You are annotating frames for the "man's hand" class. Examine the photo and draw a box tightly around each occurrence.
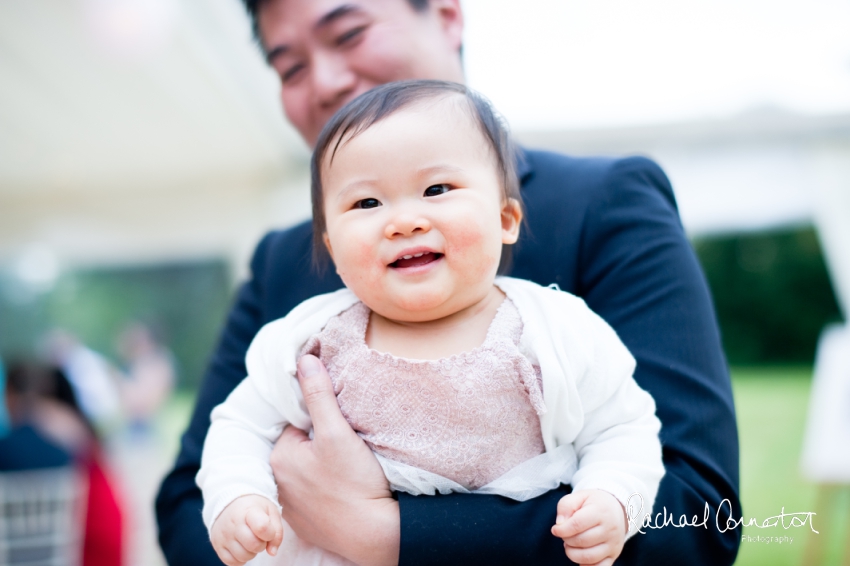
[271,355,400,566]
[551,489,627,566]
[210,495,283,566]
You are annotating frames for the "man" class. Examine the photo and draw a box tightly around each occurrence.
[156,1,742,564]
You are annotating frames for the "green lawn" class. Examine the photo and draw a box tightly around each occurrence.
[154,389,198,462]
[732,367,848,566]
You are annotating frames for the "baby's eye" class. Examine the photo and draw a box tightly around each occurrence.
[424,184,451,197]
[354,198,381,209]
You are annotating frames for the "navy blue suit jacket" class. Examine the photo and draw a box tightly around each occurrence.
[156,149,741,565]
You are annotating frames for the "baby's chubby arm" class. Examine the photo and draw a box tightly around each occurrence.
[197,310,325,542]
[196,319,304,563]
[211,494,283,566]
[541,295,664,553]
[567,374,664,527]
[556,374,663,566]
[544,301,664,564]
[196,375,287,534]
[553,378,649,565]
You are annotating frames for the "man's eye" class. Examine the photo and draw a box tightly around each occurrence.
[424,184,451,197]
[281,63,305,83]
[336,26,365,46]
[355,198,381,209]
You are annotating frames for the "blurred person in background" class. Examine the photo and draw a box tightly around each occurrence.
[156,1,740,565]
[2,361,85,474]
[44,329,122,432]
[1,358,81,565]
[3,362,126,566]
[0,358,8,437]
[117,322,176,437]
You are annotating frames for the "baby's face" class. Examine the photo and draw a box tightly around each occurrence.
[321,97,520,322]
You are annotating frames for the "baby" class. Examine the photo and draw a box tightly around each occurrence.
[197,80,664,566]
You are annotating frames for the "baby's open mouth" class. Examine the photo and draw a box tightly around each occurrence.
[389,252,443,269]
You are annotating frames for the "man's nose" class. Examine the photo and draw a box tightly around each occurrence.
[385,213,432,239]
[312,53,357,110]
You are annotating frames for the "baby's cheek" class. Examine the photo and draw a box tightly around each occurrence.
[448,224,501,277]
[338,242,381,285]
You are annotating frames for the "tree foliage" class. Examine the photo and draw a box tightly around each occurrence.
[693,226,843,365]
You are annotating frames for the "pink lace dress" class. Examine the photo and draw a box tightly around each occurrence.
[300,298,547,489]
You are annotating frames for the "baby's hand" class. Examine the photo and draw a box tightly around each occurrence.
[210,494,284,566]
[550,489,626,566]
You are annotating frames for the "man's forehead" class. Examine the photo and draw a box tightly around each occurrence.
[309,2,366,31]
[258,0,404,35]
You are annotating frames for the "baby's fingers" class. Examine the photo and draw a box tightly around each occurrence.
[552,506,598,539]
[560,524,609,549]
[245,505,284,556]
[563,541,615,566]
[233,522,267,557]
[220,540,256,566]
[267,514,284,556]
[218,547,241,566]
[556,492,587,522]
[245,506,274,541]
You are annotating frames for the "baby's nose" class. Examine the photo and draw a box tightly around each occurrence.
[385,214,431,238]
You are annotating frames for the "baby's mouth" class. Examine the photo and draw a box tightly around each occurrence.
[389,252,443,269]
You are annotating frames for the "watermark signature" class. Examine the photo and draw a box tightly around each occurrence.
[742,535,795,545]
[626,494,819,536]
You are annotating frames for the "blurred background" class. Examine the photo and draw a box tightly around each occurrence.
[1,0,848,564]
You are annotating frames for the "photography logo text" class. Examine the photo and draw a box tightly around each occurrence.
[626,494,818,537]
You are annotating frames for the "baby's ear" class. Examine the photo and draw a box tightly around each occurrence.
[501,198,522,245]
[322,233,335,262]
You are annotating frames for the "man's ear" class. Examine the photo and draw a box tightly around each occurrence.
[322,233,335,262]
[429,0,464,52]
[501,198,522,245]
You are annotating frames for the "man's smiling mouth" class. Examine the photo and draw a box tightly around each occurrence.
[389,252,444,269]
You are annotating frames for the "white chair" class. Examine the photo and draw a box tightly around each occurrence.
[0,467,85,566]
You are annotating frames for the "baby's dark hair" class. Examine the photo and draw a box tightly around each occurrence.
[310,79,522,271]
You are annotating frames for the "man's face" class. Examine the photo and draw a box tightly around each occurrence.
[257,0,465,145]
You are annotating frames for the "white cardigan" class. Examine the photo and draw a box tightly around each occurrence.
[197,276,664,538]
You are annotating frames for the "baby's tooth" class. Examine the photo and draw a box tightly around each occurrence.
[402,255,413,259]
[414,253,424,258]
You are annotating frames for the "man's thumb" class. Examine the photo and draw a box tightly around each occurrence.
[297,355,348,435]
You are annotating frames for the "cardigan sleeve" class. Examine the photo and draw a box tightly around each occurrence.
[543,284,665,536]
[499,276,665,535]
[195,288,360,531]
[569,376,664,538]
[196,374,287,530]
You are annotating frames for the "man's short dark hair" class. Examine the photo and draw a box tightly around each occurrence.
[241,0,430,44]
[310,79,522,272]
